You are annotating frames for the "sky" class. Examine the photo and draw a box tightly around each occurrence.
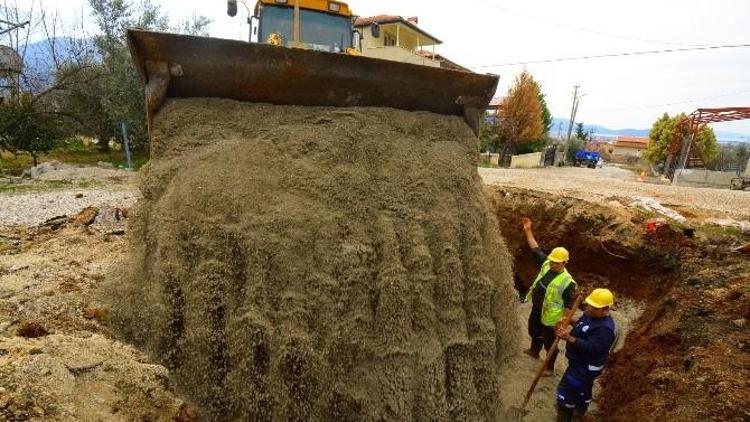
[33,0,750,137]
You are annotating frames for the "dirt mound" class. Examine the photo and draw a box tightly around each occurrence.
[0,334,188,421]
[110,98,519,420]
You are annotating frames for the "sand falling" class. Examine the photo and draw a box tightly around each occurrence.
[109,98,520,421]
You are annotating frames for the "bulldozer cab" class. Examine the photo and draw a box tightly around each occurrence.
[254,0,355,53]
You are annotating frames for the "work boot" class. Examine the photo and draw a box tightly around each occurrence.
[556,407,573,422]
[571,411,587,422]
[522,348,539,359]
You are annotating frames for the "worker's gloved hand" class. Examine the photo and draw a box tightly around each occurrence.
[521,217,532,232]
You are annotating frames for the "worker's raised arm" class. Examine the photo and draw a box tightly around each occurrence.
[522,217,540,250]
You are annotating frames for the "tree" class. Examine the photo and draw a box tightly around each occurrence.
[0,95,63,166]
[644,113,719,166]
[574,123,588,142]
[0,1,94,167]
[494,70,544,159]
[736,142,749,172]
[478,118,497,153]
[60,0,211,152]
[534,81,553,136]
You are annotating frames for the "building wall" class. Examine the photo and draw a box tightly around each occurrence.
[674,169,736,189]
[510,152,543,169]
[611,146,643,157]
[360,46,440,66]
[359,23,440,67]
[361,26,385,50]
[479,153,500,166]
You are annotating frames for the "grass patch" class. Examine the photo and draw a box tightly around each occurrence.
[1,141,149,176]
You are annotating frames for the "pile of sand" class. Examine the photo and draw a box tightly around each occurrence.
[110,98,518,420]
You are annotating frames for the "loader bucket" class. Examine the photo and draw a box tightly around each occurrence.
[126,29,498,136]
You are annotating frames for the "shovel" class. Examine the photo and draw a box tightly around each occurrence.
[506,293,585,421]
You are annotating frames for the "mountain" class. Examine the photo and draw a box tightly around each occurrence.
[12,37,97,88]
[551,118,750,142]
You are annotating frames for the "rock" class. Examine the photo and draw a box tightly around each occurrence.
[39,215,69,230]
[73,207,98,226]
[74,193,84,199]
[97,161,115,169]
[732,318,747,328]
[22,161,62,179]
[733,242,750,255]
[93,206,126,226]
[17,321,49,338]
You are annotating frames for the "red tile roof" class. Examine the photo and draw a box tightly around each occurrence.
[354,15,400,26]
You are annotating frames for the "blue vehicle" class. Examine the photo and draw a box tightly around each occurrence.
[575,150,601,168]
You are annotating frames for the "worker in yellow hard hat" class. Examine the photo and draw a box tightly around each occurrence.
[554,288,617,422]
[521,217,578,376]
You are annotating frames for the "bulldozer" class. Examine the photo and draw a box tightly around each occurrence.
[126,0,499,137]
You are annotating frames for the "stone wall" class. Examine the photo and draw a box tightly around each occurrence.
[479,153,499,166]
[510,152,543,169]
[673,169,736,189]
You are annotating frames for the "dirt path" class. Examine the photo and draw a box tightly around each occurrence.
[479,167,750,220]
[498,299,644,420]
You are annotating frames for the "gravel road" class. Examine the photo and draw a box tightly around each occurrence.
[480,166,750,219]
[0,189,138,226]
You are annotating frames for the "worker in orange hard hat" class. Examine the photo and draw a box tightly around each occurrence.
[554,288,617,422]
[521,217,578,376]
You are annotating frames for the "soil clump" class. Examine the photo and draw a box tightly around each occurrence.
[110,99,520,420]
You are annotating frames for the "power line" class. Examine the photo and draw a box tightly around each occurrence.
[590,88,750,112]
[467,0,704,48]
[472,43,750,68]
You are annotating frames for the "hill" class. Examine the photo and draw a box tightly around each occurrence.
[551,117,750,142]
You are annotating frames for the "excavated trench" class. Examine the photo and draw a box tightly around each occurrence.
[485,186,750,422]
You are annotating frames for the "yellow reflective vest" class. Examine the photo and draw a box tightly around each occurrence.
[525,260,576,327]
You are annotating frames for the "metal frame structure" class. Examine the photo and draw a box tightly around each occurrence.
[666,107,750,182]
[0,18,29,37]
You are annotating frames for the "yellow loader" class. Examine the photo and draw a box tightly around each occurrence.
[127,0,498,135]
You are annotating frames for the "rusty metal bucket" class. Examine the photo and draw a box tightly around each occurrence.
[126,29,498,136]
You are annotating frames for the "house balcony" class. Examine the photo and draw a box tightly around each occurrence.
[362,45,441,67]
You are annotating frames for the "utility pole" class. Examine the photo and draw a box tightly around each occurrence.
[293,0,301,47]
[561,85,580,165]
[565,85,580,143]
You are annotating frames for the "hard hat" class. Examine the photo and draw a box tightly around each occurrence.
[586,288,615,308]
[548,247,570,263]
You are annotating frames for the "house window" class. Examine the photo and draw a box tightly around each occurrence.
[384,32,397,46]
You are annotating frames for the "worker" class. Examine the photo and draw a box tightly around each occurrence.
[521,217,577,376]
[554,288,617,422]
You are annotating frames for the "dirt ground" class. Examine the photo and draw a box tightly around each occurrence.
[1,164,748,421]
[479,166,750,220]
[0,220,193,421]
[484,181,750,422]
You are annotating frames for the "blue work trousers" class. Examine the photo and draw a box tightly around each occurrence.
[556,364,599,415]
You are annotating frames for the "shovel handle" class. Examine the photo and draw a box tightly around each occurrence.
[519,292,585,411]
